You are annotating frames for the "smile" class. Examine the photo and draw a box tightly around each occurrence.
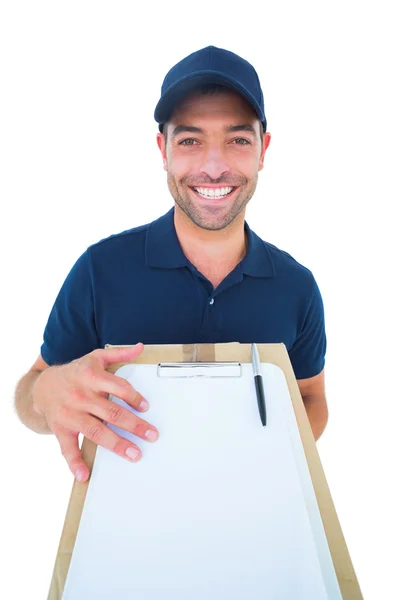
[190,186,237,200]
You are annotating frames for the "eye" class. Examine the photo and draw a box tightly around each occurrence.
[233,138,251,145]
[179,138,198,146]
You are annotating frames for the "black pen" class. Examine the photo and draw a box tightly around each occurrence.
[251,343,267,426]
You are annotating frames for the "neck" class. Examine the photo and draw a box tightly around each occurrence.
[173,204,248,268]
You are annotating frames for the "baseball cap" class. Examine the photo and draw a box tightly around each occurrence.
[154,45,267,133]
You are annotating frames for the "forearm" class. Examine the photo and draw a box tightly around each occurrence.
[303,397,328,441]
[14,370,52,434]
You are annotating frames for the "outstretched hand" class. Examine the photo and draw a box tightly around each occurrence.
[32,344,158,482]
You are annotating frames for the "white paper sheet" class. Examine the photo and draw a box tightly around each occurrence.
[62,363,342,599]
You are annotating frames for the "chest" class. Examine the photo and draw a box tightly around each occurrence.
[205,273,229,290]
[94,261,299,349]
[190,262,239,290]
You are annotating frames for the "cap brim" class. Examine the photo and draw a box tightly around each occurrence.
[154,71,265,131]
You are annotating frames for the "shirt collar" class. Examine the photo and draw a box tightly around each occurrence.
[145,207,275,278]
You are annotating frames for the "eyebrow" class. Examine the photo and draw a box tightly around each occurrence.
[170,123,257,139]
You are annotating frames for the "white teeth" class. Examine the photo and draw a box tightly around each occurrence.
[193,186,234,198]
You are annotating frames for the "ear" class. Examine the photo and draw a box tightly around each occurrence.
[258,132,271,172]
[156,132,168,171]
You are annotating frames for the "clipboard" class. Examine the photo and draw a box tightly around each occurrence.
[47,342,363,599]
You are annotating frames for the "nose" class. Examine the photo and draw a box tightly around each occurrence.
[199,145,231,181]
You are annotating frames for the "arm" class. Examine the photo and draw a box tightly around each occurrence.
[14,355,52,434]
[15,250,99,434]
[14,345,159,482]
[297,368,328,441]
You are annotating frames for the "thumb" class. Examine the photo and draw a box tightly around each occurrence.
[95,343,144,368]
[58,430,90,483]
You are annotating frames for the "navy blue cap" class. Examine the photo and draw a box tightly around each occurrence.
[154,45,267,133]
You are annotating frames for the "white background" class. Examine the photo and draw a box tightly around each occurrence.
[1,1,399,599]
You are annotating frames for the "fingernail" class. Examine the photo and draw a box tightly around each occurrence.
[145,429,158,442]
[125,447,141,461]
[76,468,85,482]
[140,399,149,411]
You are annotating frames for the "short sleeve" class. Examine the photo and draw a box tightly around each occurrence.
[288,276,327,379]
[40,250,100,365]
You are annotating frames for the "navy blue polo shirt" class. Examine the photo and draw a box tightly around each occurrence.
[41,207,326,379]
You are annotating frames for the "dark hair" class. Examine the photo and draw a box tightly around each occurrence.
[161,83,264,144]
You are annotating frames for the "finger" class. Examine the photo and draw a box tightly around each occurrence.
[95,371,149,411]
[76,414,146,462]
[92,344,144,369]
[57,429,90,482]
[84,394,158,442]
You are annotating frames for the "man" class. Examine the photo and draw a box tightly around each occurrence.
[15,46,328,484]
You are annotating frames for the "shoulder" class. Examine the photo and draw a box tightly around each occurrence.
[262,238,317,289]
[83,217,158,272]
[258,240,325,319]
[88,221,151,255]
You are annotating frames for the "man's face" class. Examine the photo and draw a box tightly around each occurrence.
[157,90,271,231]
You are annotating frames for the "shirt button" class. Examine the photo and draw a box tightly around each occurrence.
[209,298,214,305]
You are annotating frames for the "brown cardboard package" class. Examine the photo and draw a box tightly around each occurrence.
[47,342,362,600]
